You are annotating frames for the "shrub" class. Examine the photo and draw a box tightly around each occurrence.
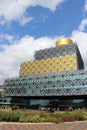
[19,111,62,123]
[10,112,20,122]
[0,110,20,122]
[45,115,62,123]
[61,115,75,122]
[0,109,87,123]
[53,112,64,118]
[71,110,85,121]
[19,115,41,123]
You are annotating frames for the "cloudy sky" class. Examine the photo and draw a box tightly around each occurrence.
[0,0,87,84]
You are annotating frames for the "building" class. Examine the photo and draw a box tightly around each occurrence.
[3,38,87,110]
[0,85,3,97]
[0,85,11,108]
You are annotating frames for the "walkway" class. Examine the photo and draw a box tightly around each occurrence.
[0,121,87,130]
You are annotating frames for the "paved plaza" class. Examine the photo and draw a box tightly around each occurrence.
[0,121,87,130]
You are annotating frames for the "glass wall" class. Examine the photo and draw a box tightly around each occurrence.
[11,97,86,110]
[29,99,85,110]
[4,70,87,97]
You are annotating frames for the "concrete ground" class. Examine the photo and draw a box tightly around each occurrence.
[0,121,87,130]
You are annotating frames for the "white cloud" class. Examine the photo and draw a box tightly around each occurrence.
[78,18,87,31]
[71,30,87,69]
[83,0,87,11]
[30,0,64,11]
[0,35,61,84]
[19,16,33,26]
[0,0,64,25]
[0,33,15,43]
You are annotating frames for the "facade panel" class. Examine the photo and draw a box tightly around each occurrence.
[4,70,87,97]
[20,54,77,76]
[34,44,76,60]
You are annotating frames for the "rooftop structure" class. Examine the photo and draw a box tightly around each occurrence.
[56,38,73,46]
[20,39,84,76]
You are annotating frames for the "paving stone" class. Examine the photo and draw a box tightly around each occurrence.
[0,122,87,130]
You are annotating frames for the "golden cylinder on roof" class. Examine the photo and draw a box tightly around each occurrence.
[56,38,73,46]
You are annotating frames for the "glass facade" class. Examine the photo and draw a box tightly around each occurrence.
[4,70,87,96]
[30,99,85,109]
[0,97,11,107]
[10,97,87,110]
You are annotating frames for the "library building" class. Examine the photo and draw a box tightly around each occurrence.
[3,38,87,110]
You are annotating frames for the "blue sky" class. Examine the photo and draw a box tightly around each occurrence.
[0,0,87,84]
[0,0,84,39]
